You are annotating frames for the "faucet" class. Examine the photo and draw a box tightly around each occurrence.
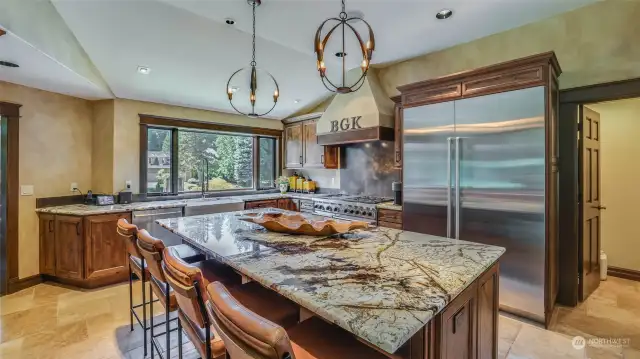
[201,158,209,198]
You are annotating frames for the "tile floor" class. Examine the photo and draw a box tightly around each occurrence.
[0,276,638,358]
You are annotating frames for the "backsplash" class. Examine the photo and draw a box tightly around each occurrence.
[283,168,340,190]
[341,141,400,197]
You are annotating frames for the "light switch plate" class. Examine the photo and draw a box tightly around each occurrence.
[70,182,78,192]
[20,185,34,196]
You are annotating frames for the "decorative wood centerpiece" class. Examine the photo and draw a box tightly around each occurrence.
[239,212,368,236]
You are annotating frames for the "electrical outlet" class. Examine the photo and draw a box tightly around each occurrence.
[70,182,78,192]
[20,185,34,196]
[125,180,132,190]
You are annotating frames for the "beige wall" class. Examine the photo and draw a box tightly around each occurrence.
[378,0,640,96]
[112,99,283,193]
[588,98,640,272]
[0,81,93,278]
[91,100,114,193]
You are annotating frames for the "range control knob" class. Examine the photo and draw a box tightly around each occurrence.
[343,209,349,213]
[355,210,361,215]
[349,209,355,214]
[334,207,340,212]
[368,212,374,217]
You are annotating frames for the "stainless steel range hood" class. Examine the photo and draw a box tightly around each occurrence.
[316,69,395,145]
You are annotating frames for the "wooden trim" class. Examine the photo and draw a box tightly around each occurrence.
[316,126,394,145]
[252,136,259,189]
[397,52,560,94]
[281,112,323,125]
[36,195,85,208]
[139,124,148,194]
[7,275,43,294]
[139,114,283,137]
[0,29,6,37]
[608,266,640,282]
[560,77,640,104]
[170,128,179,193]
[390,95,401,104]
[0,102,20,296]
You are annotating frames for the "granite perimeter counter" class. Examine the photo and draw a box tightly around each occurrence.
[157,208,505,359]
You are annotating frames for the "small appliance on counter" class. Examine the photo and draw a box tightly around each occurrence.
[118,191,133,204]
[392,181,402,206]
[96,195,116,206]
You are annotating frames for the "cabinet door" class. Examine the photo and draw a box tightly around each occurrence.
[323,146,340,169]
[55,216,84,280]
[303,120,324,168]
[440,281,477,359]
[39,214,56,276]
[284,123,303,169]
[278,199,299,211]
[477,264,499,359]
[84,213,130,281]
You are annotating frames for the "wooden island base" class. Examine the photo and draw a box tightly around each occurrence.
[390,262,499,359]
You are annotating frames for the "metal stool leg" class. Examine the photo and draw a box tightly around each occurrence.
[150,281,155,359]
[165,282,171,359]
[128,262,134,332]
[142,259,148,357]
[178,317,183,359]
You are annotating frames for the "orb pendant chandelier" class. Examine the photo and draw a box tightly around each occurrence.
[314,0,375,94]
[226,0,279,118]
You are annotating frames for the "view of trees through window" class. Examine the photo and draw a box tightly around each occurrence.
[146,127,275,194]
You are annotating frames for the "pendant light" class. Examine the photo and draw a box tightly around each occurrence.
[226,0,279,117]
[314,0,375,94]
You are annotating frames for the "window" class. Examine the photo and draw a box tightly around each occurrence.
[142,121,279,195]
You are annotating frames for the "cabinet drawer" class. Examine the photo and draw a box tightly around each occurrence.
[378,209,402,224]
[378,221,402,230]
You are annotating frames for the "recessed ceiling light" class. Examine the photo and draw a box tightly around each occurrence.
[294,99,301,104]
[225,18,236,25]
[436,9,453,20]
[137,66,151,75]
[0,60,19,68]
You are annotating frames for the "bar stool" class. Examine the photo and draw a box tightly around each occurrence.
[117,219,204,357]
[162,246,299,359]
[206,281,389,359]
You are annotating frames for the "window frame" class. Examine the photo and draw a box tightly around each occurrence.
[139,115,281,197]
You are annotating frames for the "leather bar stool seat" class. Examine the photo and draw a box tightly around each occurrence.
[162,247,298,359]
[206,281,388,359]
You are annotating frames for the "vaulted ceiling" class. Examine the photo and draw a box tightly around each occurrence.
[0,0,598,119]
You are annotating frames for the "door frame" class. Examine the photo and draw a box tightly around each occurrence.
[557,77,640,306]
[0,101,20,296]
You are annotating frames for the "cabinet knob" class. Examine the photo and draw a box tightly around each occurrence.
[300,155,303,165]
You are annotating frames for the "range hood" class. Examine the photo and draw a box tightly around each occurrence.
[316,69,395,145]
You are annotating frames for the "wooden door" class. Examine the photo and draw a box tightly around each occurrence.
[38,214,56,276]
[55,216,84,279]
[303,120,324,168]
[580,106,603,301]
[284,123,303,168]
[440,282,477,359]
[84,213,130,281]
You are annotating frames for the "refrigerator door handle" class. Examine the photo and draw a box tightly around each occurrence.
[455,137,461,240]
[447,137,453,238]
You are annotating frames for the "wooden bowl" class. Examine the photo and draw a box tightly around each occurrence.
[239,212,368,236]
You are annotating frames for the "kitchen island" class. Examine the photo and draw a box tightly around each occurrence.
[157,208,505,359]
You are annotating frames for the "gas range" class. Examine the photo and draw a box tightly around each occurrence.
[312,194,392,222]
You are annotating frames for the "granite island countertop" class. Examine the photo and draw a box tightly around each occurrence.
[156,208,505,354]
[35,192,330,216]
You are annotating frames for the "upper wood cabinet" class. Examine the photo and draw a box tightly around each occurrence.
[393,101,403,169]
[283,115,342,170]
[284,123,303,168]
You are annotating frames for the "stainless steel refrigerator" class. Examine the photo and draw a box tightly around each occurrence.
[403,86,547,322]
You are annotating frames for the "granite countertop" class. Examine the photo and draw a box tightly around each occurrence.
[377,202,402,211]
[35,192,330,216]
[156,209,504,354]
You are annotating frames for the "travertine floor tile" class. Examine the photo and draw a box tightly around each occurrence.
[507,325,584,359]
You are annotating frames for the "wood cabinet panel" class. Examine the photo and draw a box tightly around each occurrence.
[477,264,499,359]
[284,123,303,169]
[277,198,299,212]
[394,103,403,168]
[245,200,279,210]
[39,214,56,276]
[462,66,543,97]
[440,278,477,359]
[303,120,324,168]
[378,209,403,224]
[84,213,130,281]
[402,83,462,108]
[323,146,341,169]
[54,216,84,280]
[378,221,402,230]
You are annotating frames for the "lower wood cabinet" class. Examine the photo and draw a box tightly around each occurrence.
[395,262,499,359]
[378,208,403,229]
[278,198,299,211]
[38,212,132,288]
[245,199,279,210]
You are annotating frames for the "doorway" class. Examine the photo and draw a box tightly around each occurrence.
[0,101,19,296]
[557,78,640,306]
